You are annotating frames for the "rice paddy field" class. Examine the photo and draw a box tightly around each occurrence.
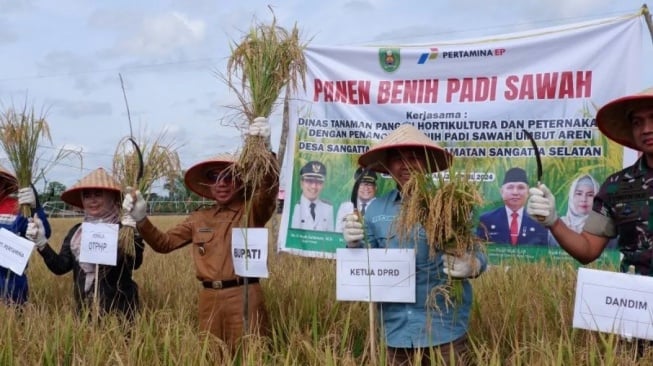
[2,215,650,365]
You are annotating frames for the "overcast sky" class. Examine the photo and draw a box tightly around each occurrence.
[0,0,651,194]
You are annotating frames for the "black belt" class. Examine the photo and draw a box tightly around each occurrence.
[202,277,259,290]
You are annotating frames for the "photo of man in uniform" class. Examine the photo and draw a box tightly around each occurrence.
[291,160,334,232]
[335,167,378,232]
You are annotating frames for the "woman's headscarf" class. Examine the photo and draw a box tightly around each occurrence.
[561,173,599,233]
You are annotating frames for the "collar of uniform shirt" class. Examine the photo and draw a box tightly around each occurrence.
[213,201,241,214]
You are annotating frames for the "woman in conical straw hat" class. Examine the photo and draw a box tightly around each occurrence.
[28,167,144,321]
[527,87,653,357]
[121,119,277,351]
[342,124,488,365]
[0,164,51,305]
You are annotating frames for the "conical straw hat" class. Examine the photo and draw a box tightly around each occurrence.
[61,167,121,208]
[358,124,452,173]
[0,164,17,195]
[596,87,653,151]
[184,153,238,199]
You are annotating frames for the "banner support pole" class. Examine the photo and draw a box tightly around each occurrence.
[643,4,653,45]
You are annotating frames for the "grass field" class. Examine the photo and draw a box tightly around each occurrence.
[1,215,649,365]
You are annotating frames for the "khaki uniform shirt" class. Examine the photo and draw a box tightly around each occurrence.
[137,163,278,282]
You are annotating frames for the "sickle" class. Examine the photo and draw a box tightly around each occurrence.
[119,74,144,187]
[522,129,542,185]
[523,129,547,223]
[128,137,144,186]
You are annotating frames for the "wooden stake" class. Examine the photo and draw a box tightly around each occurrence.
[360,210,377,366]
[93,264,100,322]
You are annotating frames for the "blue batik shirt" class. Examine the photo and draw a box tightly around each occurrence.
[362,188,487,348]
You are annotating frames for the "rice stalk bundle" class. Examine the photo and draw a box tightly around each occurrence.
[425,172,484,257]
[396,164,484,305]
[226,9,307,189]
[0,102,52,217]
[395,171,432,247]
[112,132,181,258]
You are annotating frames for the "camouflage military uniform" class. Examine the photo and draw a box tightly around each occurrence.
[585,158,653,274]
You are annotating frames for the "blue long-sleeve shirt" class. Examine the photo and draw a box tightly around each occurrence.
[0,198,51,304]
[362,188,487,348]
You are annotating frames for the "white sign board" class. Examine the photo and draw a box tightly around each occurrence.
[336,248,415,303]
[0,228,34,276]
[231,228,269,278]
[573,267,653,340]
[79,222,118,265]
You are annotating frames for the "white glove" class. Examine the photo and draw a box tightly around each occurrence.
[121,213,136,228]
[343,213,364,246]
[18,187,36,208]
[526,184,558,227]
[248,117,271,138]
[26,214,47,249]
[122,188,147,222]
[442,253,481,278]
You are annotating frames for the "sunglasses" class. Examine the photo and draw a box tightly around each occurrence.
[200,170,237,187]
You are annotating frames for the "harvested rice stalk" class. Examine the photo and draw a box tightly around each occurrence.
[0,101,81,217]
[395,170,432,247]
[0,104,48,217]
[425,172,484,256]
[396,163,484,305]
[226,8,307,189]
[113,132,181,257]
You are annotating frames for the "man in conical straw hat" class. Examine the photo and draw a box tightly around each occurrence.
[28,167,144,321]
[122,118,277,350]
[0,164,51,305]
[527,87,653,357]
[342,123,488,365]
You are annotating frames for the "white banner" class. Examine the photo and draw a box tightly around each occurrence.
[279,14,647,260]
[573,267,653,340]
[336,248,415,302]
[0,228,34,276]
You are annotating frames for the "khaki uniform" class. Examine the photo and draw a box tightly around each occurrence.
[137,162,278,347]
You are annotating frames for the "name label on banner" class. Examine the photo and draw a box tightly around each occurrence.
[79,223,118,265]
[0,228,34,276]
[231,228,269,278]
[336,248,415,303]
[573,267,653,340]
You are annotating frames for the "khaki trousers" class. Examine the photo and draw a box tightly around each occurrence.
[198,283,269,349]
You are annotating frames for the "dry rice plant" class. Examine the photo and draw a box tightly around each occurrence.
[112,131,182,257]
[396,165,483,255]
[396,162,484,305]
[425,171,484,256]
[0,101,82,217]
[226,7,307,189]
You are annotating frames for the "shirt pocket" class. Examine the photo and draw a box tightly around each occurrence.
[194,228,216,255]
[613,202,644,248]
